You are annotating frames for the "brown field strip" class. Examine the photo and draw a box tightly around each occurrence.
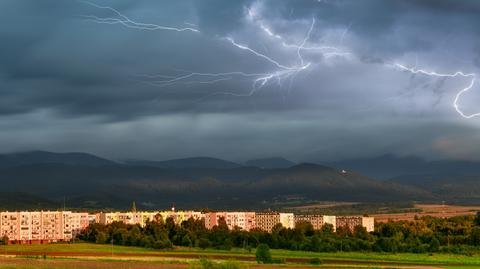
[372,204,480,222]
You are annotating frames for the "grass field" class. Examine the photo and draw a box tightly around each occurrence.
[1,243,480,268]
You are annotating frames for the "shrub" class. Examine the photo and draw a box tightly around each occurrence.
[191,258,241,269]
[255,243,272,264]
[198,238,210,249]
[310,257,322,265]
[271,258,285,264]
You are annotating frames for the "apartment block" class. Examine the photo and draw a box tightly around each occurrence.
[156,211,204,225]
[204,212,255,231]
[0,211,82,244]
[98,211,204,227]
[0,210,374,244]
[361,217,374,232]
[336,216,374,232]
[294,215,337,231]
[255,212,294,232]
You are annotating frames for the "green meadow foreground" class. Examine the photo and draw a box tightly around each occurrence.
[0,243,479,269]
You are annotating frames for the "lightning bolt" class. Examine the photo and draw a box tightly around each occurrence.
[80,1,477,119]
[81,0,351,97]
[81,1,479,120]
[79,1,199,33]
[395,63,479,119]
[225,37,297,70]
[249,8,351,60]
[138,17,324,97]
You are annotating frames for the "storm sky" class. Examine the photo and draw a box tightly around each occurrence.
[1,0,480,162]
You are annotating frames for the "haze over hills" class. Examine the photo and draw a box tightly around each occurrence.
[126,157,241,169]
[1,151,480,210]
[0,151,435,210]
[244,157,296,169]
[0,151,117,168]
[327,154,480,179]
[326,154,480,205]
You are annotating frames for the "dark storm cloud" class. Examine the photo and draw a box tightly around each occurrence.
[0,0,480,161]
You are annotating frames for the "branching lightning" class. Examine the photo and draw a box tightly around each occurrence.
[81,1,351,97]
[132,13,347,96]
[80,1,477,119]
[79,1,199,32]
[395,63,479,119]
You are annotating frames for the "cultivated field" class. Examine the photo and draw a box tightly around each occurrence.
[0,243,479,269]
[372,204,480,223]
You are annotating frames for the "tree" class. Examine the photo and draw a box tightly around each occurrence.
[475,212,480,226]
[320,223,334,235]
[353,226,370,240]
[95,231,107,244]
[429,237,440,252]
[255,243,272,264]
[470,226,480,246]
[0,235,8,245]
[295,221,314,237]
[182,234,193,247]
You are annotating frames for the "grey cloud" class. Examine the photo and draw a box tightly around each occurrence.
[0,0,479,161]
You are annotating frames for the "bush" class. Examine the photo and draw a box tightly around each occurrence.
[218,260,241,269]
[191,258,241,269]
[0,235,8,245]
[198,258,216,269]
[310,257,322,265]
[198,238,210,249]
[255,243,272,264]
[153,239,173,249]
[271,258,285,264]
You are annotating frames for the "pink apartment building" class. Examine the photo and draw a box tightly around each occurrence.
[1,210,374,244]
[0,211,95,244]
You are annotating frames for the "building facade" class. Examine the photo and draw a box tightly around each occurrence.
[255,212,295,232]
[204,212,255,231]
[0,210,374,244]
[0,211,96,244]
[98,211,205,227]
[336,216,374,232]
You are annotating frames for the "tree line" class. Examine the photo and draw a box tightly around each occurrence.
[78,214,480,254]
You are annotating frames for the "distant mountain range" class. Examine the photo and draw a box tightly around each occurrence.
[0,151,479,210]
[326,154,480,179]
[245,157,296,169]
[126,157,241,169]
[0,150,117,168]
[326,154,480,204]
[0,151,431,210]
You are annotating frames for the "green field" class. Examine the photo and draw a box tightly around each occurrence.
[1,243,480,268]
